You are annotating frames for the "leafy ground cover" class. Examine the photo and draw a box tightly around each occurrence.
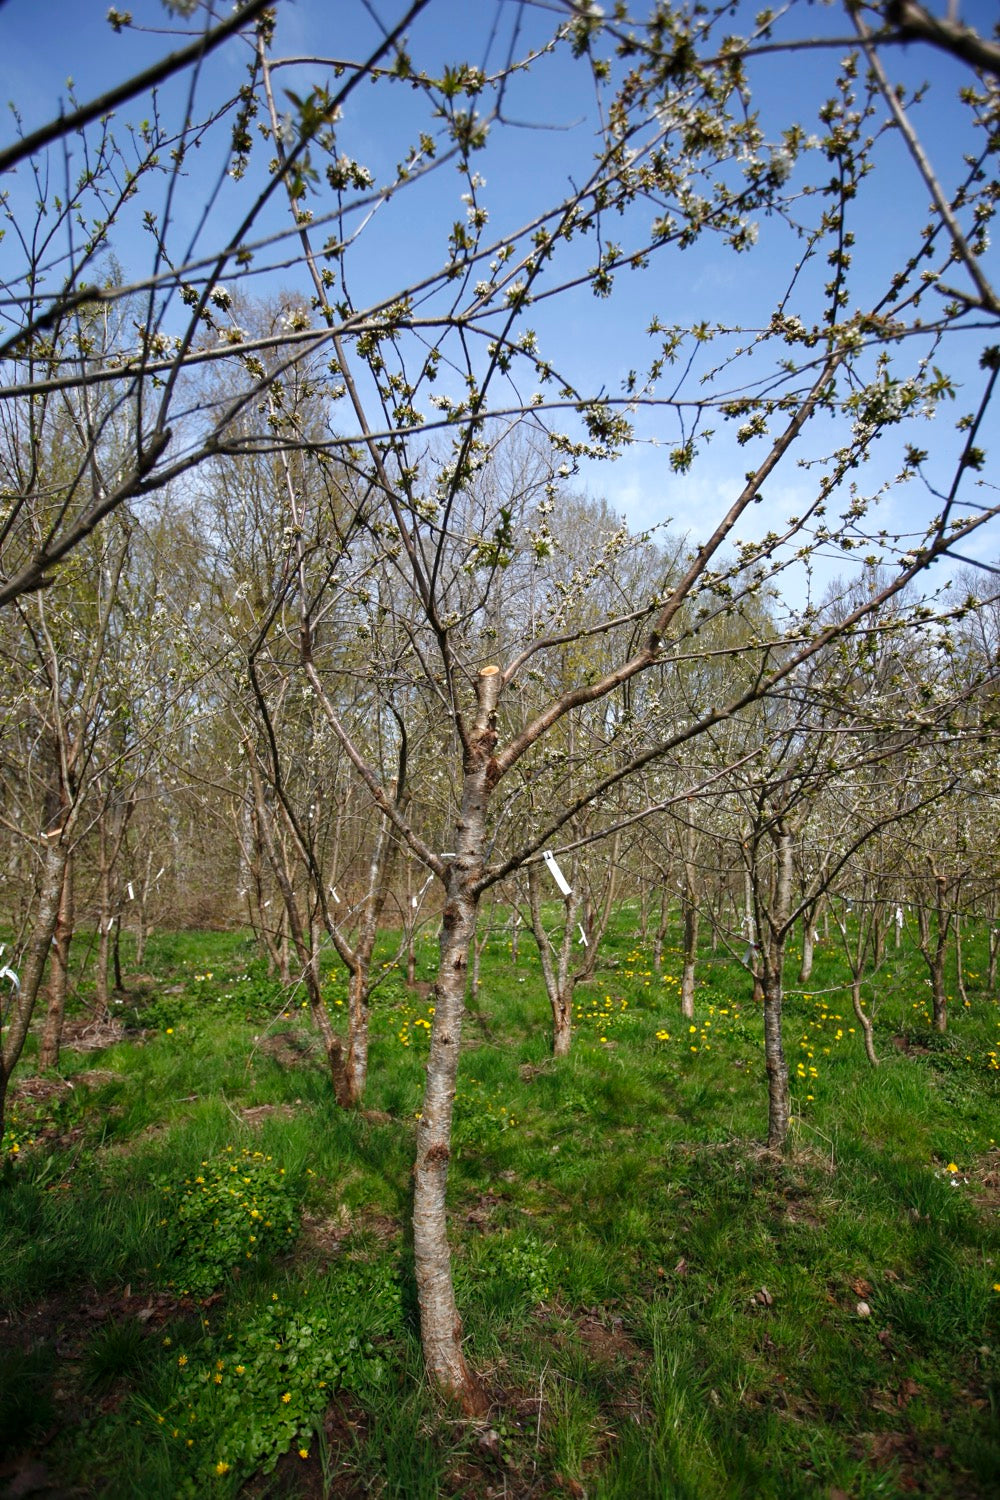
[0,913,998,1497]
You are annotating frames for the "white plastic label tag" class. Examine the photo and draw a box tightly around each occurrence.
[542,850,572,896]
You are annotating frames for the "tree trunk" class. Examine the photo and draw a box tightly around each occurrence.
[931,946,948,1032]
[405,865,418,985]
[987,923,999,992]
[93,824,113,1020]
[955,914,968,1007]
[762,823,793,1151]
[413,666,500,1415]
[278,922,291,986]
[38,852,75,1070]
[246,751,358,1103]
[680,900,698,1019]
[135,907,149,967]
[798,919,815,984]
[851,976,878,1067]
[916,871,953,1033]
[680,819,699,1020]
[873,902,886,966]
[798,892,824,984]
[113,915,124,992]
[329,787,404,1106]
[0,840,67,1136]
[652,886,670,974]
[575,832,619,983]
[743,860,764,1002]
[527,859,579,1058]
[762,941,790,1150]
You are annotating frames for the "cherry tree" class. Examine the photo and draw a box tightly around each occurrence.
[3,0,1000,1411]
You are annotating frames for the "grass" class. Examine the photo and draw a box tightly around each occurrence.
[0,911,998,1496]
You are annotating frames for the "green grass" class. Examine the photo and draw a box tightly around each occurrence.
[1,912,998,1496]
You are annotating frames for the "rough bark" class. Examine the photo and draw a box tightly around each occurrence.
[412,666,500,1415]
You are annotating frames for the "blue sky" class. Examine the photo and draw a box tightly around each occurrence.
[2,1,998,602]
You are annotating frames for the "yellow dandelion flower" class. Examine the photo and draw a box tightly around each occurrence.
[281,1392,292,1404]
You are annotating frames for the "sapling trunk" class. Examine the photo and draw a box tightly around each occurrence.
[851,977,879,1067]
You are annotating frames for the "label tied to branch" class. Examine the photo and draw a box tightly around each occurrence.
[542,849,572,897]
[0,963,21,992]
[127,881,135,901]
[329,885,341,904]
[577,923,588,947]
